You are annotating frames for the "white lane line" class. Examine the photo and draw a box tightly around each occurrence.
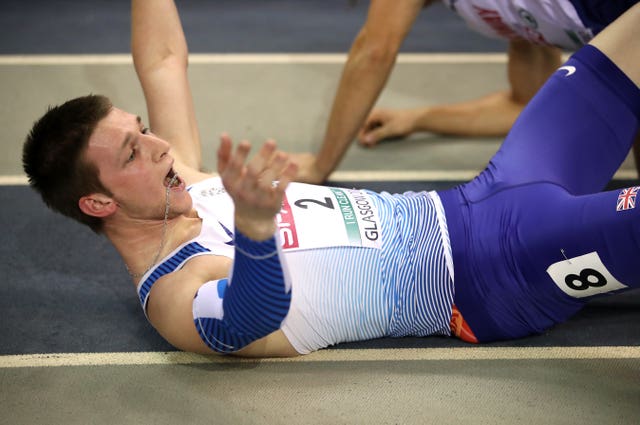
[2,171,474,186]
[2,169,637,186]
[329,170,477,181]
[1,346,639,368]
[331,169,639,181]
[0,175,29,185]
[0,53,510,65]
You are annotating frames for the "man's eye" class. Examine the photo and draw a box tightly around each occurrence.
[141,127,150,135]
[127,149,136,162]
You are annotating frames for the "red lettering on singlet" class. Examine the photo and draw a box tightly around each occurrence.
[473,5,519,39]
[277,193,299,249]
[521,25,547,44]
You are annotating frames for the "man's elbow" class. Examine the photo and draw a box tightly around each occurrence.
[133,46,189,76]
[350,29,402,67]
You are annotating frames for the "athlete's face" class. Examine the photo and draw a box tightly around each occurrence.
[83,107,190,220]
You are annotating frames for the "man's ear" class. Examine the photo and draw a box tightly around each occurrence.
[78,193,117,218]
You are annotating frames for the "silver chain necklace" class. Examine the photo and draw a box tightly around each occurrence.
[126,175,179,279]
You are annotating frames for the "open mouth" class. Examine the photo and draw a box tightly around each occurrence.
[164,167,182,189]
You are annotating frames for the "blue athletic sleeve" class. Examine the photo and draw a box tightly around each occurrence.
[192,229,292,354]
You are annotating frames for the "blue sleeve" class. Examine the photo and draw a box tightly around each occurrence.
[193,229,291,354]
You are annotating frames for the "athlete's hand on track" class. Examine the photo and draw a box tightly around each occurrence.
[217,134,298,241]
[358,108,420,147]
[288,152,326,184]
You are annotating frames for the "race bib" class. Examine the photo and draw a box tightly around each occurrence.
[546,251,628,298]
[276,183,382,251]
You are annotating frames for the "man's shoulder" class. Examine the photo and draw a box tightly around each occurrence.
[146,255,232,326]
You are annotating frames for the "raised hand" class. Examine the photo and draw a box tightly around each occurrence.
[217,134,298,240]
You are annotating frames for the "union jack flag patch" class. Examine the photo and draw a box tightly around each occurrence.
[617,186,640,211]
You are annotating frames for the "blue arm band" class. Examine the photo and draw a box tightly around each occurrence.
[193,228,291,353]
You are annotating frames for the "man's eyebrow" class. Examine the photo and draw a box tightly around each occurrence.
[119,115,143,152]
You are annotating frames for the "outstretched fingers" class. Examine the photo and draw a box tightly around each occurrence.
[216,133,234,175]
[273,152,299,193]
[244,139,277,186]
[217,136,298,226]
[223,137,298,240]
[243,142,297,208]
[218,135,251,192]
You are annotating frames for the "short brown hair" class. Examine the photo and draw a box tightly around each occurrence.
[23,94,113,233]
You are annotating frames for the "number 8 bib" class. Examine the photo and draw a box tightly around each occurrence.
[546,251,628,298]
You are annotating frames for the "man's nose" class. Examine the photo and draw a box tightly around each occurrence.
[149,136,171,162]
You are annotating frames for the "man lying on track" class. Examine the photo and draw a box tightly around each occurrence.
[22,1,640,357]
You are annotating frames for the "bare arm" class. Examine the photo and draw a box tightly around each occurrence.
[148,254,299,358]
[131,0,203,177]
[358,38,562,144]
[294,0,424,183]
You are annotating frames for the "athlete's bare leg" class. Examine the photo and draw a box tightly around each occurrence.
[590,4,640,177]
[632,134,640,177]
[589,3,640,87]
